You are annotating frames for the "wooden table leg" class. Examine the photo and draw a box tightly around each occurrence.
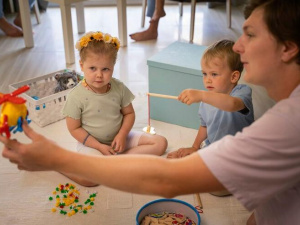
[117,0,127,47]
[75,2,85,33]
[59,2,75,64]
[18,0,34,48]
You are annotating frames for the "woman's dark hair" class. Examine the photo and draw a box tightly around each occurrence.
[244,0,300,64]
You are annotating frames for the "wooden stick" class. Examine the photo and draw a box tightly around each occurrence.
[147,92,178,100]
[147,93,150,127]
[195,193,203,209]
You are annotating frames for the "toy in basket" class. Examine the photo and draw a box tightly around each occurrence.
[54,70,81,93]
[0,85,31,139]
[9,69,82,127]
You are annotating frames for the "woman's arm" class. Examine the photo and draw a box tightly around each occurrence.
[1,123,225,197]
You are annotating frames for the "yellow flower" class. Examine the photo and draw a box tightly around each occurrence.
[80,36,90,48]
[103,33,112,43]
[75,31,120,51]
[112,37,120,50]
[93,32,103,41]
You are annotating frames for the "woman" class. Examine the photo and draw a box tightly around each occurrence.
[1,0,299,224]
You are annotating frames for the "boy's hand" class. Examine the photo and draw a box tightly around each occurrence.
[177,147,198,157]
[178,89,203,105]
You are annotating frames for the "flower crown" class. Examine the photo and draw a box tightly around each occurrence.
[75,31,120,51]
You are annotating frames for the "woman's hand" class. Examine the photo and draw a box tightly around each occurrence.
[1,123,62,171]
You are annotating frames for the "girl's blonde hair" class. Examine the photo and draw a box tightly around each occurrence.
[75,31,120,64]
[202,39,243,74]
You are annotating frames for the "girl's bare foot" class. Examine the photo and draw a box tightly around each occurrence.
[0,18,23,37]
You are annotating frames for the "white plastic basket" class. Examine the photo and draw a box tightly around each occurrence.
[9,70,78,127]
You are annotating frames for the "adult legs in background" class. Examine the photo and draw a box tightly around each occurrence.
[0,0,34,37]
[130,0,165,41]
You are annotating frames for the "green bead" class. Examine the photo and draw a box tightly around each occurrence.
[49,197,53,201]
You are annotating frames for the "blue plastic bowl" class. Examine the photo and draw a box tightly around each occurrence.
[136,198,201,225]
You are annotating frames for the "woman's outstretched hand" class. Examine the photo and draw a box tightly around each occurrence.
[1,123,62,171]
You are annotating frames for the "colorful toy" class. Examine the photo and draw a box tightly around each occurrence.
[141,212,197,225]
[0,85,31,138]
[48,183,97,217]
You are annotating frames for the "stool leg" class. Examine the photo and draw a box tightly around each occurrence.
[226,0,231,28]
[141,0,147,27]
[179,2,183,17]
[9,0,15,13]
[75,2,85,33]
[189,0,196,43]
[34,0,41,24]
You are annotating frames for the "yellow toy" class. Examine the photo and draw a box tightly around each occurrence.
[0,85,31,139]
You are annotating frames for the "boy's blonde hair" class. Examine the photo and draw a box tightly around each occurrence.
[75,31,120,64]
[202,39,243,74]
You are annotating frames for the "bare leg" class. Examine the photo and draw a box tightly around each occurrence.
[124,133,167,155]
[151,0,166,21]
[0,17,23,37]
[129,0,165,41]
[13,13,22,28]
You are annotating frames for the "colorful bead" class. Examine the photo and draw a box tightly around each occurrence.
[49,183,97,217]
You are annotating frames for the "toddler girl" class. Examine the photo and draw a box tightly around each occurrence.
[63,31,167,186]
